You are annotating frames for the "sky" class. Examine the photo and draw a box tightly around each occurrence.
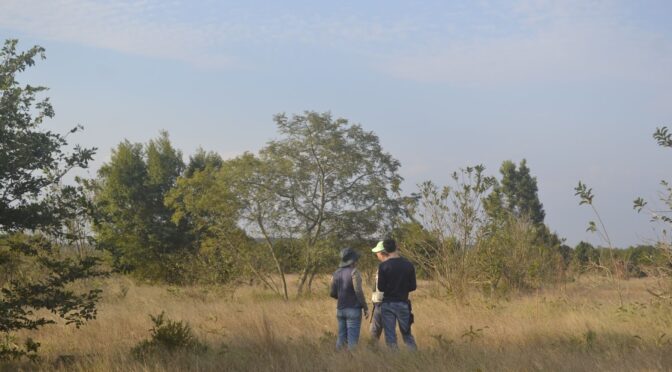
[1,0,671,247]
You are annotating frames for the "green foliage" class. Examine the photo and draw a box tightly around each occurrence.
[183,148,223,178]
[402,166,495,296]
[572,241,598,269]
[167,152,286,292]
[486,160,545,226]
[132,312,207,357]
[633,128,672,225]
[0,39,103,360]
[654,126,672,148]
[575,180,626,304]
[633,126,672,296]
[231,112,404,296]
[575,181,613,248]
[91,132,191,278]
[403,164,564,297]
[479,216,563,293]
[0,334,39,361]
[0,40,96,233]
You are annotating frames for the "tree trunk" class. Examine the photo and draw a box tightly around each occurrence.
[257,217,289,300]
[306,266,319,293]
[296,264,312,296]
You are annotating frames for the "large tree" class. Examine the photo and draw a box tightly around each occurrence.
[486,159,545,226]
[91,131,190,279]
[0,39,102,360]
[164,150,253,287]
[237,112,403,295]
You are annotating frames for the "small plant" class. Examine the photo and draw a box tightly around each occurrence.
[319,330,335,346]
[634,126,672,300]
[0,334,40,362]
[575,181,624,306]
[431,334,454,351]
[461,325,488,343]
[584,329,597,350]
[655,333,670,347]
[132,312,207,357]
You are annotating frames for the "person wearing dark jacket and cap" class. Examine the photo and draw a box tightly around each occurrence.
[377,239,417,350]
[330,247,369,350]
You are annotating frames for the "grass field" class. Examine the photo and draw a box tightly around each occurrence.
[5,274,672,371]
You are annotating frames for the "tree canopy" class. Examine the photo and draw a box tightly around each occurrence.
[0,39,103,360]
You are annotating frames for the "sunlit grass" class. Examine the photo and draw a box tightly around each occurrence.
[6,275,672,371]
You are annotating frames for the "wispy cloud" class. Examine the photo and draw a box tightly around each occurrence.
[379,1,672,85]
[2,0,670,83]
[0,0,418,68]
[0,0,236,67]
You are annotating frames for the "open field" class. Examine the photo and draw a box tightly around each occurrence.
[5,275,672,371]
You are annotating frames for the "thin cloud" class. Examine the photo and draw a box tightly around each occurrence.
[0,0,418,68]
[379,1,672,86]
[2,0,670,83]
[0,0,237,67]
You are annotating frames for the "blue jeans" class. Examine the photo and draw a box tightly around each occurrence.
[370,303,383,340]
[381,301,417,350]
[336,307,362,350]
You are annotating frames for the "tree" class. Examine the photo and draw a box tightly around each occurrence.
[165,152,254,286]
[402,165,495,297]
[238,112,403,295]
[91,132,190,279]
[0,39,102,360]
[486,159,545,226]
[184,148,223,178]
[220,153,293,299]
[572,241,598,269]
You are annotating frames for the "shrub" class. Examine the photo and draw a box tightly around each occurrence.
[132,312,207,357]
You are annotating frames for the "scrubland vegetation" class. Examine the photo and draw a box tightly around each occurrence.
[3,39,672,371]
[2,275,672,371]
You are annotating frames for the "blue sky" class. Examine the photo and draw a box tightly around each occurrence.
[1,0,671,247]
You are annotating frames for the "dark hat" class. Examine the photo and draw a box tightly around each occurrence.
[339,247,360,268]
[383,239,397,253]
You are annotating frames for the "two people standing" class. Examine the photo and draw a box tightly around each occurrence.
[330,238,417,351]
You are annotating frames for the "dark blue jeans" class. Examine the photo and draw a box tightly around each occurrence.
[336,307,362,350]
[381,301,417,350]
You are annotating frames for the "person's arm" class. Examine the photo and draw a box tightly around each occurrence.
[329,274,338,299]
[409,264,417,292]
[377,264,387,293]
[351,269,369,313]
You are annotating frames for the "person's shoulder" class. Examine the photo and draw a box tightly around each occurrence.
[379,259,392,270]
[401,256,415,267]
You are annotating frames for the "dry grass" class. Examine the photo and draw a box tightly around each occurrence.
[4,275,672,371]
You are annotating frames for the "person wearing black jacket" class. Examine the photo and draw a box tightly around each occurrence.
[377,239,417,350]
[330,247,369,350]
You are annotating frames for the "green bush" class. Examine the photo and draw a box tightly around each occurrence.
[132,312,207,357]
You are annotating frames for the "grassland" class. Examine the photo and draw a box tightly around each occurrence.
[4,275,672,371]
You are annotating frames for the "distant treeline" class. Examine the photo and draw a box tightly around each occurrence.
[78,121,669,299]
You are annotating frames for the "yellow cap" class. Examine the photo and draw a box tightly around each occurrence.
[371,241,385,253]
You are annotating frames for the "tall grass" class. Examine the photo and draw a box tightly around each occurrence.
[4,275,672,371]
